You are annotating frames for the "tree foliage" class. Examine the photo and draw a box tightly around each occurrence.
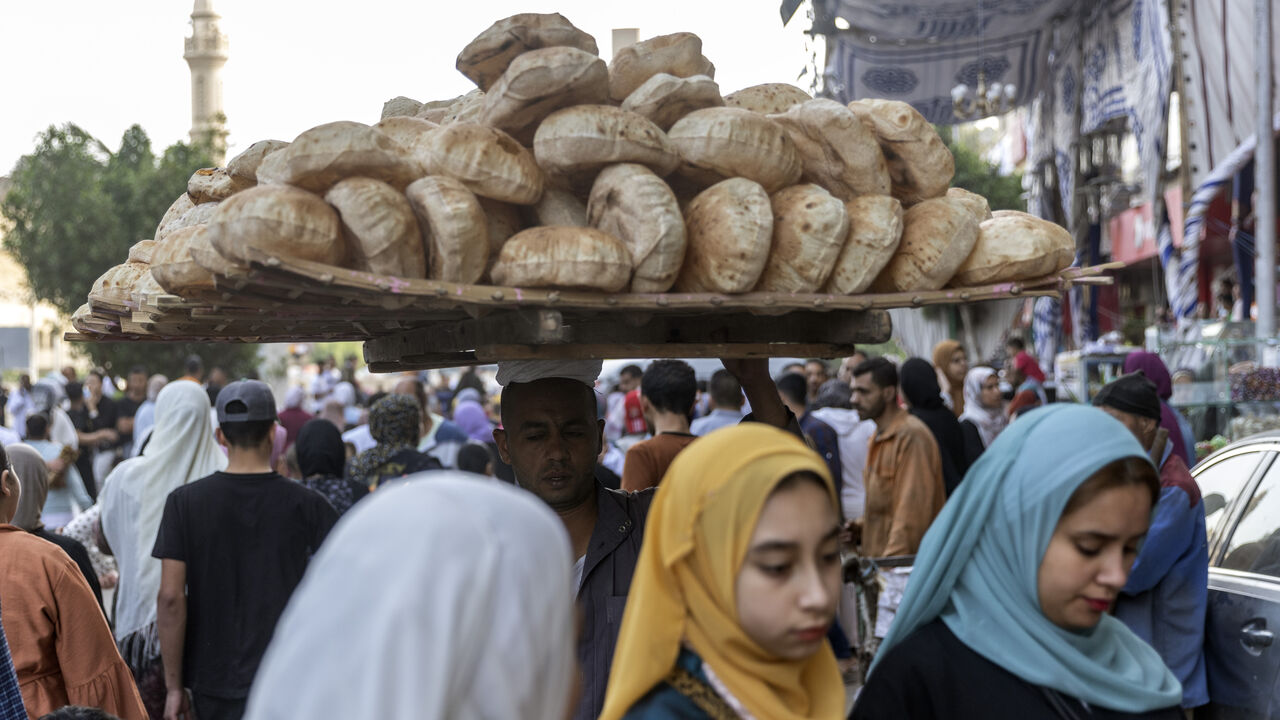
[937,125,1026,212]
[1,123,259,376]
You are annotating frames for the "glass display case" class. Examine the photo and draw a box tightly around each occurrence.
[1156,320,1280,443]
[1054,350,1137,404]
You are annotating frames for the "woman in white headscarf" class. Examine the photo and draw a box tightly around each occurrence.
[244,473,577,720]
[99,380,226,718]
[958,366,1009,466]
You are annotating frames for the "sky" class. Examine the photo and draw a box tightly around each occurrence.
[0,1,820,174]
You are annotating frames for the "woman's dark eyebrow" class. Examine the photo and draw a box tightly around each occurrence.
[749,527,841,554]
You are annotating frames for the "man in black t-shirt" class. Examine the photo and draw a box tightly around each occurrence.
[153,380,337,720]
[114,366,148,459]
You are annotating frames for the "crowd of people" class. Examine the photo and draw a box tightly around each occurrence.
[0,339,1212,719]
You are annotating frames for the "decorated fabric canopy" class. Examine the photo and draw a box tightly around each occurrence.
[821,0,1079,124]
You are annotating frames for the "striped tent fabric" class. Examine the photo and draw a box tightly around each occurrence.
[1176,112,1280,322]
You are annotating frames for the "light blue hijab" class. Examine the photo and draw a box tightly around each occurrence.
[871,404,1182,712]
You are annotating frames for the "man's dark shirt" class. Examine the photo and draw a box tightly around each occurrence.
[152,471,338,699]
[116,394,144,452]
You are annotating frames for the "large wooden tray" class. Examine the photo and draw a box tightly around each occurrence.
[69,252,1119,371]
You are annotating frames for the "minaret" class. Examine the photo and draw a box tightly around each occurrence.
[184,0,229,164]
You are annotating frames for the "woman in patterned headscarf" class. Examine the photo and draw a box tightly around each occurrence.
[348,395,440,490]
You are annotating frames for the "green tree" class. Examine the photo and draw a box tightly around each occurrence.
[1,123,259,376]
[937,125,1026,211]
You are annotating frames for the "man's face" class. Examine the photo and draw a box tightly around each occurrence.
[805,362,828,395]
[619,372,641,394]
[19,375,30,391]
[850,374,890,422]
[127,372,147,395]
[85,374,102,397]
[209,369,229,387]
[494,379,603,513]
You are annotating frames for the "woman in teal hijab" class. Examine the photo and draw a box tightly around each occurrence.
[851,404,1182,719]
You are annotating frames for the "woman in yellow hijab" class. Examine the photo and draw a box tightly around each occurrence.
[600,423,847,720]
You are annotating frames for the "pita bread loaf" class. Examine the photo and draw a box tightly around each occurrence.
[457,13,599,91]
[490,226,631,292]
[156,201,220,243]
[770,99,891,199]
[422,123,543,205]
[945,187,993,222]
[823,195,904,294]
[131,269,165,303]
[724,83,812,114]
[205,185,345,266]
[440,90,487,125]
[848,99,954,205]
[479,46,609,144]
[381,96,424,120]
[227,140,290,182]
[374,116,439,173]
[674,177,773,293]
[587,164,686,292]
[668,107,802,192]
[188,167,255,205]
[478,198,525,274]
[258,121,421,192]
[533,105,680,185]
[621,73,723,131]
[755,184,848,293]
[151,225,219,295]
[870,197,979,292]
[525,186,588,227]
[89,262,149,304]
[416,97,457,124]
[324,178,425,278]
[405,176,489,283]
[951,210,1075,286]
[609,32,715,102]
[127,239,156,265]
[153,193,196,242]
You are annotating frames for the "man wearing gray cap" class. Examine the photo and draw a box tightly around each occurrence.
[493,358,790,720]
[153,380,338,720]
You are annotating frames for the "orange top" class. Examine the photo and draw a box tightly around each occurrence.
[0,526,147,720]
[620,433,699,492]
[861,412,946,557]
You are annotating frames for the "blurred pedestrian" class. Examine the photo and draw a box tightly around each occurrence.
[689,369,745,436]
[804,359,830,408]
[116,367,148,460]
[1094,372,1208,709]
[900,358,969,496]
[600,424,846,719]
[294,419,368,516]
[957,366,1007,465]
[809,379,875,525]
[348,395,441,490]
[1006,351,1047,418]
[392,377,468,467]
[776,373,842,492]
[8,374,34,440]
[605,365,645,443]
[152,381,337,720]
[452,388,494,445]
[456,442,496,477]
[84,370,122,492]
[243,475,576,720]
[851,405,1182,719]
[130,375,168,457]
[621,360,697,492]
[100,381,226,718]
[1123,352,1195,467]
[837,351,870,386]
[276,387,312,451]
[0,443,148,720]
[849,358,944,557]
[8,443,103,613]
[932,340,968,416]
[25,414,92,530]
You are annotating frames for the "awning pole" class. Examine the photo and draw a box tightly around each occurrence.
[1255,0,1276,343]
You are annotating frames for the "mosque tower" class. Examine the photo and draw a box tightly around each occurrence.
[184,0,229,163]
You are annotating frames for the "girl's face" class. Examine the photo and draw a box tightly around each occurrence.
[980,375,1002,409]
[735,478,842,661]
[1037,484,1151,631]
[948,351,969,382]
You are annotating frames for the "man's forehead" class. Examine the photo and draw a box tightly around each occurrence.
[504,380,595,415]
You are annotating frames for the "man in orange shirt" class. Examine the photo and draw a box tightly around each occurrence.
[620,360,698,492]
[849,357,945,558]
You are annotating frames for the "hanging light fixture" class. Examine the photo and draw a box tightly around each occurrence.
[952,0,1016,120]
